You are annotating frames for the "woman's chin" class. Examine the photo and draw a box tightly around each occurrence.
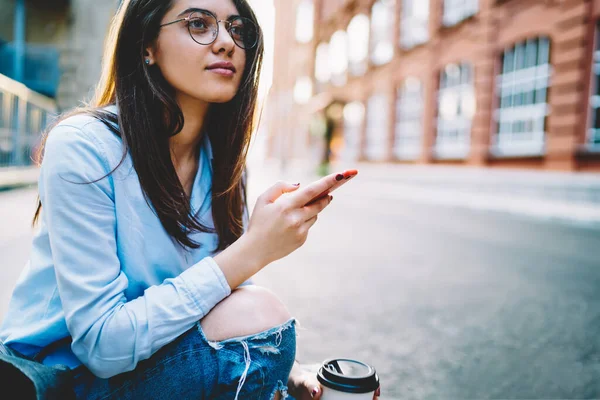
[180,87,238,104]
[206,93,237,104]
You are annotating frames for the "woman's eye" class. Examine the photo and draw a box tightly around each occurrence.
[189,19,207,30]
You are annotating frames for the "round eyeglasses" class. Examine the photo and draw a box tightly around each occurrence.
[160,11,259,50]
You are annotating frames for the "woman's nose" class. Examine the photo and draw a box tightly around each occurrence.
[212,21,236,52]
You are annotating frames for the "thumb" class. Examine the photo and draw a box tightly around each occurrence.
[261,181,301,203]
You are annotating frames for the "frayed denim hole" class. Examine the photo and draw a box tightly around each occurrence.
[198,317,297,350]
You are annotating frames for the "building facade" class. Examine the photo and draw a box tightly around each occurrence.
[0,0,118,108]
[268,0,600,172]
[0,0,117,168]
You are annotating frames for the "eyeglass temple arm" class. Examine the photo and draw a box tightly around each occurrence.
[159,17,188,28]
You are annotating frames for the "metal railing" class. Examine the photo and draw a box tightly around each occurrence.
[0,73,57,168]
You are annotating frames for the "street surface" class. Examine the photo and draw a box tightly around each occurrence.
[1,167,600,398]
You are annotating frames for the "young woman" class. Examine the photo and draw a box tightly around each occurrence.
[0,0,381,398]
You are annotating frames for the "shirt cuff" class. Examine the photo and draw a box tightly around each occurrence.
[180,257,232,315]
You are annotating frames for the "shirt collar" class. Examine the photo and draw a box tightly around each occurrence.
[203,133,213,162]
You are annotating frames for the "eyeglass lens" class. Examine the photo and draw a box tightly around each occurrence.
[187,11,258,49]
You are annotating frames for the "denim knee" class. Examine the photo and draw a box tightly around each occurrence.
[197,317,298,399]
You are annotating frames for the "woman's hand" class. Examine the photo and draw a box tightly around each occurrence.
[246,173,341,267]
[288,367,381,399]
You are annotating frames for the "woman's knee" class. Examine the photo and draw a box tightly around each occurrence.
[199,285,292,342]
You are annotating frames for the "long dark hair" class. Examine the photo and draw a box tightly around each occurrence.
[32,0,265,252]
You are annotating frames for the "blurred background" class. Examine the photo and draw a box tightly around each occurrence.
[1,0,600,398]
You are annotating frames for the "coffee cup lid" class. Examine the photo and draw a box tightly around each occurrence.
[317,358,380,394]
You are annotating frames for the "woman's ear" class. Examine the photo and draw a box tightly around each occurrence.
[144,46,156,66]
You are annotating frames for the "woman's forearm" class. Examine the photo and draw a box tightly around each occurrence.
[213,233,267,290]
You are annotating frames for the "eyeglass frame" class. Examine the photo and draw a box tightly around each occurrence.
[159,10,259,50]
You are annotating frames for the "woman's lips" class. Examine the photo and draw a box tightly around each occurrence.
[207,68,234,77]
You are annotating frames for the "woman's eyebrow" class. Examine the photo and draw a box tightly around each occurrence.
[176,7,240,19]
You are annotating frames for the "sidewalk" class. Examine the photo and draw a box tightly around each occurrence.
[247,158,600,227]
[4,161,600,227]
[0,167,39,191]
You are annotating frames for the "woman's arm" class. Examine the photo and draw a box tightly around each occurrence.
[41,124,261,378]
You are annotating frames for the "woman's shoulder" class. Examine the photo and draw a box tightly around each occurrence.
[49,106,123,154]
[44,105,126,173]
[53,106,120,143]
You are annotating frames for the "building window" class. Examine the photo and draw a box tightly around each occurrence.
[329,30,348,86]
[293,76,312,104]
[342,101,365,162]
[436,62,475,159]
[370,0,395,66]
[400,0,429,49]
[494,37,550,156]
[395,78,423,160]
[347,14,370,76]
[295,0,314,43]
[315,42,330,85]
[589,23,600,147]
[366,93,390,160]
[443,0,478,27]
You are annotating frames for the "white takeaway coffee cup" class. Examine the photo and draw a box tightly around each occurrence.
[317,358,380,399]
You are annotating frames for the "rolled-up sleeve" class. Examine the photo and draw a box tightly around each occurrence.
[40,124,231,378]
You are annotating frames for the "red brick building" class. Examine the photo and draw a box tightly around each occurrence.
[266,0,600,172]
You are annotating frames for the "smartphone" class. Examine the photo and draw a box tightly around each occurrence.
[304,169,358,206]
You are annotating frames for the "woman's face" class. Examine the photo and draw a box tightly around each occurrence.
[151,0,247,104]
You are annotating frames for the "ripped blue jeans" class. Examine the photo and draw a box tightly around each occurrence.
[72,317,298,399]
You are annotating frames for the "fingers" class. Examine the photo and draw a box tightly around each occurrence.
[302,194,332,221]
[301,375,322,399]
[259,181,300,204]
[286,172,340,208]
[304,214,318,228]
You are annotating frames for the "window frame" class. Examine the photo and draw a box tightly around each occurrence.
[365,93,390,160]
[295,0,315,44]
[587,21,600,148]
[394,77,424,160]
[369,0,395,66]
[400,0,429,50]
[435,62,475,159]
[492,37,551,157]
[347,14,370,76]
[341,101,365,162]
[442,0,479,27]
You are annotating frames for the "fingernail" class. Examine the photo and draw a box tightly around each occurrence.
[329,195,333,202]
[311,387,319,397]
[293,183,300,186]
[335,174,343,181]
[375,387,381,396]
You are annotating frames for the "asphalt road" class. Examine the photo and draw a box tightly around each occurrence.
[2,178,600,399]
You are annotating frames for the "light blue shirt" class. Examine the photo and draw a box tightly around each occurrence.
[0,106,252,378]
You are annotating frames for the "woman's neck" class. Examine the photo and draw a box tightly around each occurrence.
[169,93,210,166]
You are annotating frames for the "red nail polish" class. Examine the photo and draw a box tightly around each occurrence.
[335,174,343,181]
[375,387,381,396]
[311,387,319,397]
